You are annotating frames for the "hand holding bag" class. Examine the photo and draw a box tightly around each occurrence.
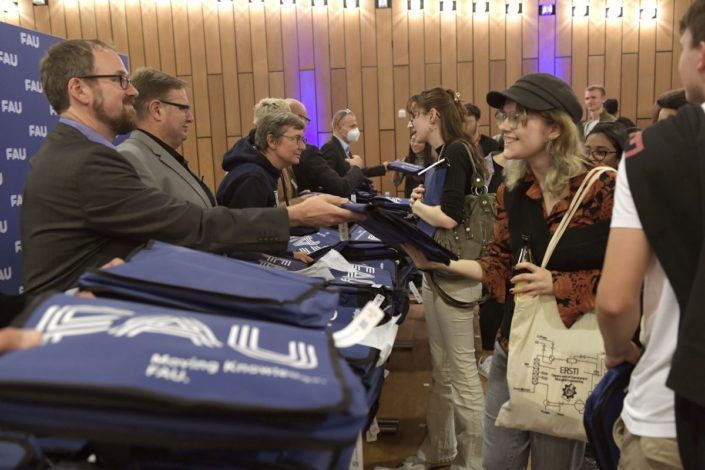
[494,166,615,442]
[429,142,496,308]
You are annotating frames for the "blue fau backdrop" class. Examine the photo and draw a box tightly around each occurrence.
[0,22,128,295]
[0,23,62,295]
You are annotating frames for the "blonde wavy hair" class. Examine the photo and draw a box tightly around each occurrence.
[504,106,585,197]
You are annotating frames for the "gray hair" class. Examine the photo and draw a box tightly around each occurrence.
[331,108,354,130]
[254,111,306,150]
[253,98,289,125]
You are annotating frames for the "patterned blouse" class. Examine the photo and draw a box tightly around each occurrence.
[477,169,616,345]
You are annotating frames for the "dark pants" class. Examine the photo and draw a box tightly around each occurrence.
[675,395,705,470]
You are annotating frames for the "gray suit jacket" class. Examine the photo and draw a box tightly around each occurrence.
[118,130,213,209]
[21,123,290,294]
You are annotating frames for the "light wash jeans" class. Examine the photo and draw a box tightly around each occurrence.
[418,275,484,470]
[483,340,586,470]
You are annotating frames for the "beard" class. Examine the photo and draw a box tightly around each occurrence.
[92,94,137,136]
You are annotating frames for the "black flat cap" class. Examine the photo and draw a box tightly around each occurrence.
[486,73,583,124]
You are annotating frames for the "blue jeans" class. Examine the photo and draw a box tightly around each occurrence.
[483,341,586,470]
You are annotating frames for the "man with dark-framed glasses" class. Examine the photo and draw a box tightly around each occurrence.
[117,67,215,209]
[21,39,360,295]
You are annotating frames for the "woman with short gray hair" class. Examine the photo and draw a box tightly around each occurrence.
[216,110,305,209]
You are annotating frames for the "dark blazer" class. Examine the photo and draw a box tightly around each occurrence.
[320,136,386,178]
[293,144,365,196]
[118,130,214,209]
[21,123,290,294]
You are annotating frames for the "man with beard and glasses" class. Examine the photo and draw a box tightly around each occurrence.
[21,39,360,295]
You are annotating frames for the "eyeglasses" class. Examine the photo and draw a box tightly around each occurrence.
[77,74,132,90]
[583,147,617,161]
[282,134,307,145]
[495,110,528,129]
[160,99,192,112]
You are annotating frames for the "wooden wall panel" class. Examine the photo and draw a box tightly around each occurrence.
[588,0,605,55]
[280,9,300,98]
[344,8,363,126]
[155,0,175,74]
[109,0,128,54]
[621,54,639,122]
[391,0,408,65]
[456,0,472,62]
[379,130,397,194]
[407,13,425,94]
[234,2,252,73]
[171,1,190,74]
[505,16,522,86]
[393,65,410,162]
[219,4,241,136]
[376,8,395,129]
[556,0,572,58]
[33,3,51,33]
[64,0,82,38]
[657,0,674,51]
[654,51,673,98]
[457,62,474,111]
[328,2,346,68]
[622,0,639,53]
[330,68,348,114]
[207,74,227,185]
[604,20,622,99]
[489,0,505,61]
[360,0,377,68]
[313,8,332,131]
[423,3,440,64]
[49,0,67,38]
[11,0,693,193]
[440,13,457,89]
[473,12,490,125]
[522,0,538,58]
[79,0,97,39]
[297,2,314,70]
[637,22,657,119]
[202,1,221,74]
[189,0,211,136]
[425,63,441,88]
[124,0,144,66]
[249,4,270,100]
[269,71,285,98]
[19,0,35,29]
[587,55,605,89]
[141,0,160,69]
[362,67,380,168]
[265,1,283,72]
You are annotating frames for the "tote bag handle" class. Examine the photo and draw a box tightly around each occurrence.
[541,166,616,268]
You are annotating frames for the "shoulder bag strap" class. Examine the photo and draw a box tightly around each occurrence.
[541,166,616,268]
[427,141,489,309]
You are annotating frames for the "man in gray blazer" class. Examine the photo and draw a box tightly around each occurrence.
[21,39,358,295]
[117,68,215,209]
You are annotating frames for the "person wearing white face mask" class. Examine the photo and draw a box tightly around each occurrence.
[321,108,390,180]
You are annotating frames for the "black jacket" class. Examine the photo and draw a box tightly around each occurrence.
[293,143,365,196]
[21,123,289,294]
[217,132,281,209]
[626,104,705,407]
[320,136,386,178]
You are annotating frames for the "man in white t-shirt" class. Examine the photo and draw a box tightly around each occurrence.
[596,3,705,467]
[596,157,682,469]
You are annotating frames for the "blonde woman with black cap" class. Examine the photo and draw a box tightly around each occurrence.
[404,74,616,469]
